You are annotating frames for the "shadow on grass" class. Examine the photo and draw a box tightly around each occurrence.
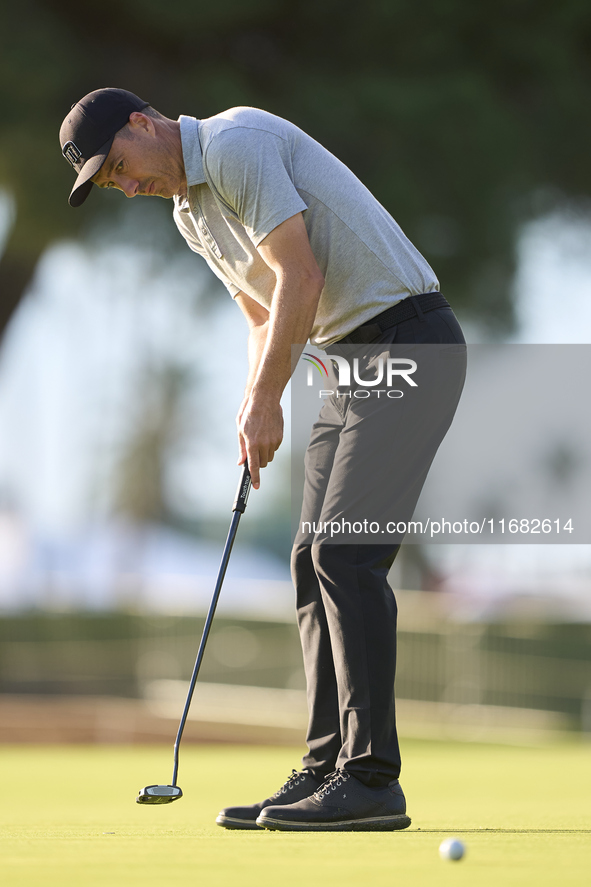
[409,829,591,834]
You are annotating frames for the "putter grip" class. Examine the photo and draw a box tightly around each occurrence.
[232,464,252,513]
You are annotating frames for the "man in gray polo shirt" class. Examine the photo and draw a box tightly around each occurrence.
[59,88,465,832]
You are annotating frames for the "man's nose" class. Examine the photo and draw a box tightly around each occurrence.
[120,177,138,198]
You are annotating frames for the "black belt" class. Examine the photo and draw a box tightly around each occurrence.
[336,292,450,344]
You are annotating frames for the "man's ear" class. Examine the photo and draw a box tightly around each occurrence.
[127,112,155,137]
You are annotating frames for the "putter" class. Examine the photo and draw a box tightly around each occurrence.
[137,463,252,805]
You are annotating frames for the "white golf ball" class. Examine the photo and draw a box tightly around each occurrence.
[439,838,465,861]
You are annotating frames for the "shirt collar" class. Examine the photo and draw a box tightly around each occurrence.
[179,115,206,186]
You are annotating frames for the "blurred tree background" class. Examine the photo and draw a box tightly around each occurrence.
[2,0,591,339]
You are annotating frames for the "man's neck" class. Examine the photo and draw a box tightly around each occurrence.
[160,117,187,199]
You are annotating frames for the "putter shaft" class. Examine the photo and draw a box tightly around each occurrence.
[171,464,251,787]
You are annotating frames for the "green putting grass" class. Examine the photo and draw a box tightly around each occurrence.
[1,740,590,886]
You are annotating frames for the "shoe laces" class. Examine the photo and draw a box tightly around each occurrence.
[271,769,307,799]
[313,768,350,801]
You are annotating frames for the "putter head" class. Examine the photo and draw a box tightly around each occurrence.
[136,784,183,805]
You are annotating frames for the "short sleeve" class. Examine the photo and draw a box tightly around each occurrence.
[203,127,308,246]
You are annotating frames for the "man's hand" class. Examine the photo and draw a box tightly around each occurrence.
[237,396,284,489]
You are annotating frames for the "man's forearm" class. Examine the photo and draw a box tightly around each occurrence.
[238,212,325,487]
[244,320,269,401]
[249,270,323,406]
[239,272,322,488]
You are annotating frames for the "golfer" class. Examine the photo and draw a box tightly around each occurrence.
[59,88,465,832]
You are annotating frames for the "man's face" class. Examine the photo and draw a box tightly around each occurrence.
[91,113,184,200]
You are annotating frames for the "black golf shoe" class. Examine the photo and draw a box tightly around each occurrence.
[216,769,322,830]
[256,769,411,832]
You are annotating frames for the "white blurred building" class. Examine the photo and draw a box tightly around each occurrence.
[0,509,293,619]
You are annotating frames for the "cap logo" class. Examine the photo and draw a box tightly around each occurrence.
[62,140,82,169]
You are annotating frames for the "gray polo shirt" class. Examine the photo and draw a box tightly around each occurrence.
[173,108,438,348]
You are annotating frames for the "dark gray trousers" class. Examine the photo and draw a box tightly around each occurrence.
[291,306,466,787]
